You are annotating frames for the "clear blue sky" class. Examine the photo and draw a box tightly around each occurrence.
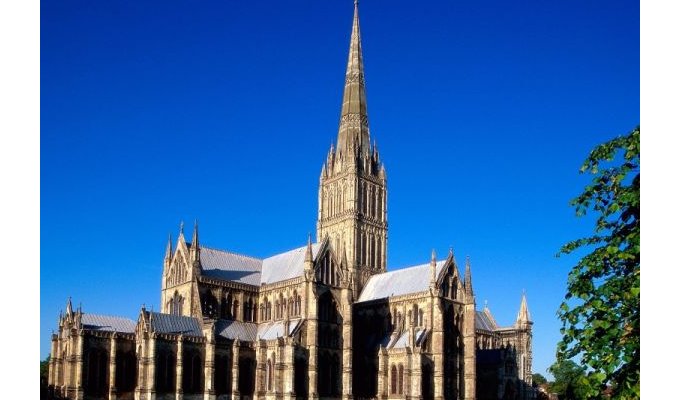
[41,0,639,379]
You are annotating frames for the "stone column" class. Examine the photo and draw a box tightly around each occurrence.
[148,334,157,400]
[377,346,387,400]
[405,347,412,399]
[409,349,422,400]
[431,302,444,400]
[204,334,216,400]
[254,340,266,399]
[109,334,118,400]
[74,331,85,400]
[282,337,295,400]
[341,287,353,400]
[135,335,146,400]
[463,302,476,400]
[48,334,58,388]
[230,340,240,400]
[176,336,184,400]
[306,283,319,400]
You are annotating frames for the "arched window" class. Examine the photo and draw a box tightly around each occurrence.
[225,293,233,319]
[419,309,424,327]
[155,350,176,393]
[214,354,231,395]
[86,349,108,395]
[398,364,404,394]
[279,294,285,318]
[232,300,239,320]
[115,351,136,393]
[266,359,273,391]
[390,364,397,394]
[170,292,184,316]
[182,350,203,394]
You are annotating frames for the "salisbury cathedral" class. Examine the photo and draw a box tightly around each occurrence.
[48,3,534,400]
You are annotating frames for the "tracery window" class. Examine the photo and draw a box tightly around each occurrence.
[390,364,397,394]
[398,364,404,394]
[266,359,273,391]
[169,292,184,316]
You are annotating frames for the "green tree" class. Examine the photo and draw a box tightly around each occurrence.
[549,359,588,400]
[558,126,640,399]
[41,355,50,398]
[532,373,548,387]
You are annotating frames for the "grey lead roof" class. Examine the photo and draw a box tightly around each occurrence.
[214,318,303,342]
[150,312,203,337]
[475,309,499,332]
[388,328,428,349]
[199,243,322,286]
[201,247,262,286]
[357,261,447,303]
[260,244,321,284]
[215,319,258,342]
[81,314,136,333]
[257,318,302,340]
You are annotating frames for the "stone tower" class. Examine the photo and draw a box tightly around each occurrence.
[317,0,387,294]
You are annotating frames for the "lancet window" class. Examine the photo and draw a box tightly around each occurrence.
[169,292,184,316]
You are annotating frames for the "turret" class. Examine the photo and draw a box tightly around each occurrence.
[190,220,200,266]
[464,256,474,298]
[164,233,173,267]
[304,234,314,280]
[430,249,437,287]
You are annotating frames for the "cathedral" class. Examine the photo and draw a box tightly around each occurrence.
[48,2,534,400]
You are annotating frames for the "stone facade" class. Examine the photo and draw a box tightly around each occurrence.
[48,3,534,400]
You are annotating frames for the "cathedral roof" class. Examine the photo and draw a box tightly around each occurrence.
[214,318,303,342]
[149,312,203,337]
[199,243,323,286]
[357,260,447,302]
[384,328,428,349]
[81,313,136,333]
[257,318,302,340]
[475,309,499,332]
[200,246,262,285]
[215,319,257,342]
[261,243,322,284]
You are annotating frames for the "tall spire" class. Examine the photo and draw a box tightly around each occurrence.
[336,0,370,156]
[516,291,531,324]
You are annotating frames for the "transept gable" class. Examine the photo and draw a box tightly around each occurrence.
[312,238,346,287]
[435,254,465,300]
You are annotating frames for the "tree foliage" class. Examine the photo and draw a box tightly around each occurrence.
[558,126,640,399]
[549,359,589,400]
[532,373,548,387]
[41,356,50,399]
